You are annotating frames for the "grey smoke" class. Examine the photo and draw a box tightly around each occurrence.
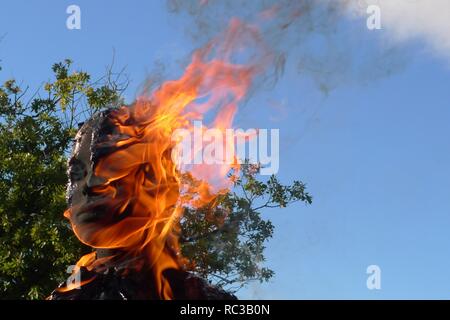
[166,0,410,94]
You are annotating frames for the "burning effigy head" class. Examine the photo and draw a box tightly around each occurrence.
[65,107,180,253]
[66,111,117,235]
[52,103,237,300]
[57,104,191,299]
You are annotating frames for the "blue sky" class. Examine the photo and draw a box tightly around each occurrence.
[1,1,450,299]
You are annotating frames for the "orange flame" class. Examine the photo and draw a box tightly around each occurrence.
[65,19,272,299]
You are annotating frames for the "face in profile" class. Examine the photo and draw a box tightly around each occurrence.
[65,111,134,246]
[68,120,105,224]
[66,115,112,236]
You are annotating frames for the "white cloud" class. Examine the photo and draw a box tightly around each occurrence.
[346,0,450,60]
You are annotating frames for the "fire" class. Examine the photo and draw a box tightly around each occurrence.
[61,19,271,299]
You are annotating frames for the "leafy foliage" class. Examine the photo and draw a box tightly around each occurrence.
[180,164,312,293]
[0,60,124,299]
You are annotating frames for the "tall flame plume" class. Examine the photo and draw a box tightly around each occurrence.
[64,19,272,299]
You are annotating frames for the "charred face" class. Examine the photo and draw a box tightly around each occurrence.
[66,111,119,231]
[65,107,174,248]
[65,104,182,285]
